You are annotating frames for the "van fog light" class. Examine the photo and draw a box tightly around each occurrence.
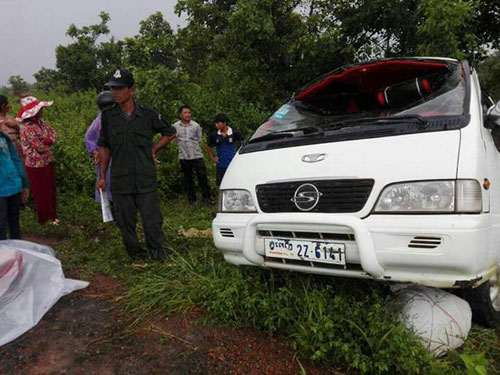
[374,180,482,214]
[220,190,257,213]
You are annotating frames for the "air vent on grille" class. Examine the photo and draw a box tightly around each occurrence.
[256,179,374,213]
[219,228,235,238]
[258,230,354,241]
[408,236,442,249]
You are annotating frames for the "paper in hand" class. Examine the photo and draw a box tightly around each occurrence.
[99,189,114,222]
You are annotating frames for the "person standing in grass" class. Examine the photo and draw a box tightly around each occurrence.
[97,68,176,261]
[0,123,30,240]
[205,114,243,187]
[17,96,58,225]
[85,91,114,203]
[172,105,213,203]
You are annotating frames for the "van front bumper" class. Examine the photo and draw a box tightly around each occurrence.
[212,212,496,288]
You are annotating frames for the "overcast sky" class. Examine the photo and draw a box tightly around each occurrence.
[0,0,185,86]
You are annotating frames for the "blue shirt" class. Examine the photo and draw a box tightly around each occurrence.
[0,134,29,197]
[207,127,243,168]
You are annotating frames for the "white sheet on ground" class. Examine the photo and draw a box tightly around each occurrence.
[0,240,88,347]
[387,285,472,356]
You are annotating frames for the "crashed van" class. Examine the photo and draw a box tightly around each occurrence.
[212,57,500,327]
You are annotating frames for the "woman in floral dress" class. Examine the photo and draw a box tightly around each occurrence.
[17,96,58,224]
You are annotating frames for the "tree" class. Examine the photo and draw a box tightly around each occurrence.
[416,0,477,59]
[175,0,355,106]
[472,0,500,57]
[55,12,123,91]
[7,75,30,95]
[123,12,177,70]
[477,52,500,101]
[33,67,65,93]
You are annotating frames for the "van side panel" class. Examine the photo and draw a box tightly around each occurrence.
[471,71,500,269]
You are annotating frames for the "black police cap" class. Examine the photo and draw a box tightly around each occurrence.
[104,68,134,87]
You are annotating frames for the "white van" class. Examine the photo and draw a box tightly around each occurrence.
[212,57,500,327]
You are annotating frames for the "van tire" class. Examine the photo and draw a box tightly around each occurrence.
[461,267,500,328]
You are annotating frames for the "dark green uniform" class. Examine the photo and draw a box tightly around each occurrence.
[98,103,175,260]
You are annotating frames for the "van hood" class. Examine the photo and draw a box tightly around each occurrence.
[222,131,461,216]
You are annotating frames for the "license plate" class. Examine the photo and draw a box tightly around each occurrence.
[264,238,346,265]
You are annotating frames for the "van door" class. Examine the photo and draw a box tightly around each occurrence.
[475,71,500,264]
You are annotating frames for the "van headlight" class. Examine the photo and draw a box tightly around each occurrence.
[373,180,482,213]
[220,190,257,212]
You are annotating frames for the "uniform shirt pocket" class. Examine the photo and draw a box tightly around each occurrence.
[110,129,125,145]
[133,129,152,147]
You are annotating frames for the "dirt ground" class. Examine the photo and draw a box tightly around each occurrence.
[0,238,339,375]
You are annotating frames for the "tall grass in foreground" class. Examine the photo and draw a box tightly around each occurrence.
[126,241,454,374]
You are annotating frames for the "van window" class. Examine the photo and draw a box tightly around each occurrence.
[250,60,467,142]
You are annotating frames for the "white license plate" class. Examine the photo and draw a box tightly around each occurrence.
[264,238,346,265]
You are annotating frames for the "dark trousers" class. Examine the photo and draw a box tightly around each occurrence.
[216,167,228,187]
[180,158,211,201]
[113,191,166,260]
[0,193,22,240]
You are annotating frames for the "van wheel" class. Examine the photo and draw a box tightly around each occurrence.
[462,265,500,328]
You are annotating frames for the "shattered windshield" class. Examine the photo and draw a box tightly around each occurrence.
[251,60,467,141]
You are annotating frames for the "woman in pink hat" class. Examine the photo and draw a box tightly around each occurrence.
[17,96,58,224]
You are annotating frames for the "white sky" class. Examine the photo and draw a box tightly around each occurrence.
[0,0,185,86]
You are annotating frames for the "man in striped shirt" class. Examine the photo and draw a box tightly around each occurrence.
[172,105,213,204]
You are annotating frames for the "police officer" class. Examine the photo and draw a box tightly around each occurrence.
[96,68,175,261]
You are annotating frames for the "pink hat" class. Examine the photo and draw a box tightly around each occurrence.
[16,96,53,121]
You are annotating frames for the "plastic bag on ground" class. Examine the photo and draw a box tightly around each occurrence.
[387,285,472,356]
[0,240,88,347]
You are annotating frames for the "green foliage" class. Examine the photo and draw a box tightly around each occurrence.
[416,0,478,59]
[7,75,30,95]
[471,0,500,57]
[460,353,489,375]
[123,12,177,70]
[31,2,500,112]
[53,12,123,92]
[33,68,66,93]
[478,52,500,102]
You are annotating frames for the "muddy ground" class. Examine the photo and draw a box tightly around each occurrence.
[0,237,340,375]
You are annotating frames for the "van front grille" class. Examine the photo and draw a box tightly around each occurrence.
[258,230,354,241]
[256,179,374,213]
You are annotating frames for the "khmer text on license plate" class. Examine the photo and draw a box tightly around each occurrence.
[264,238,346,265]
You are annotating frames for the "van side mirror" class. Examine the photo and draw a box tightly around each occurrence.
[486,101,500,129]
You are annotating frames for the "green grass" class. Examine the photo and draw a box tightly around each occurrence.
[19,193,500,374]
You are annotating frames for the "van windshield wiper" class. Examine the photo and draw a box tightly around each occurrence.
[248,126,324,144]
[325,114,427,130]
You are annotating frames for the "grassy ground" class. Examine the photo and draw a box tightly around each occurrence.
[19,193,500,375]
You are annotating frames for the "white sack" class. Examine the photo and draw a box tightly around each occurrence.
[0,240,88,347]
[387,285,472,356]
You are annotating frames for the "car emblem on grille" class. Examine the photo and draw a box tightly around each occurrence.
[291,183,323,211]
[302,153,327,163]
